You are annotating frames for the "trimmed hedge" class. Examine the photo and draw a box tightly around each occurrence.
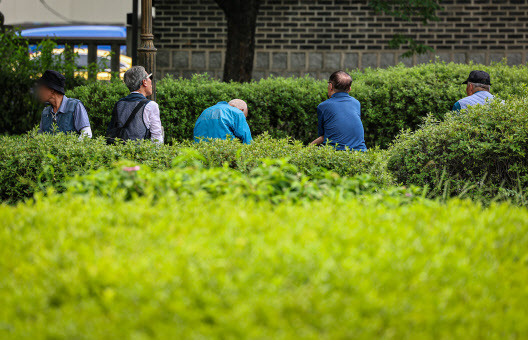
[388,95,528,200]
[64,156,417,204]
[2,193,528,338]
[0,132,390,202]
[68,61,528,147]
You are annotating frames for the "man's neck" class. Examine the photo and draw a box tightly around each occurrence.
[134,89,149,97]
[49,94,64,113]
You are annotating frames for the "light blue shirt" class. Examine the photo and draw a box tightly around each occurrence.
[452,91,495,111]
[194,102,253,144]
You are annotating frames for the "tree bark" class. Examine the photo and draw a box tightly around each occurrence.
[215,0,260,83]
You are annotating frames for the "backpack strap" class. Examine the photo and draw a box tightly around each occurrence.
[122,99,149,130]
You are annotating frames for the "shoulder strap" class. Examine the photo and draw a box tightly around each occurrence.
[122,99,149,130]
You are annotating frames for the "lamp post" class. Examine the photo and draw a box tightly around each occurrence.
[138,0,157,100]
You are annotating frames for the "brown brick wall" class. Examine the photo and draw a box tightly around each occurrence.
[153,0,528,79]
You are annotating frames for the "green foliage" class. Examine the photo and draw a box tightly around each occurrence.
[65,154,415,204]
[67,61,528,148]
[68,80,129,134]
[0,29,94,134]
[349,61,528,147]
[1,192,528,338]
[0,132,390,202]
[388,96,528,201]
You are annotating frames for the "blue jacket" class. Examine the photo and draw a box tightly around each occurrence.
[317,92,367,151]
[194,102,253,144]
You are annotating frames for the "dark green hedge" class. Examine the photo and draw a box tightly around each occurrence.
[68,61,528,148]
[388,95,528,200]
[0,132,390,202]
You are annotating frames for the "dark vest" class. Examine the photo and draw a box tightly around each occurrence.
[40,98,81,134]
[110,93,151,141]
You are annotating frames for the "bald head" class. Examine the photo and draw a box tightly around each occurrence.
[329,71,352,92]
[327,70,352,98]
[228,99,248,117]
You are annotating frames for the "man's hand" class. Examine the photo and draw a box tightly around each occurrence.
[311,136,324,145]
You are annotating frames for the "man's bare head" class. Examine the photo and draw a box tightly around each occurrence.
[327,70,352,98]
[228,99,248,117]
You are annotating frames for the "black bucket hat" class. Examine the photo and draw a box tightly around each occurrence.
[37,70,66,94]
[462,70,491,86]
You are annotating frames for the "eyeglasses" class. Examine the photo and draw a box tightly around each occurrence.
[145,73,153,81]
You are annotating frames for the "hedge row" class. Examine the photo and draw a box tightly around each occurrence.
[0,132,390,202]
[68,61,528,148]
[2,192,528,338]
[65,156,419,204]
[3,92,528,203]
[388,95,528,201]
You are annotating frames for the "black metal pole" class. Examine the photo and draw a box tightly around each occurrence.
[132,0,139,65]
[138,0,157,100]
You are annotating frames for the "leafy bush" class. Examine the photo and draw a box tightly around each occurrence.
[350,60,528,147]
[68,61,528,147]
[0,132,390,202]
[65,154,415,204]
[1,193,528,338]
[0,29,94,135]
[388,96,528,201]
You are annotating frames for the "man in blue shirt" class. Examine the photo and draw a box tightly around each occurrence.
[194,99,253,144]
[452,70,494,111]
[311,70,367,151]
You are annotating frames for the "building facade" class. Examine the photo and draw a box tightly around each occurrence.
[153,0,528,80]
[1,0,130,26]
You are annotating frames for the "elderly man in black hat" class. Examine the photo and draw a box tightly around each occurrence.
[37,70,92,137]
[452,70,494,112]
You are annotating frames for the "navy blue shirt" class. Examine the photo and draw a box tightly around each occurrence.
[317,92,367,151]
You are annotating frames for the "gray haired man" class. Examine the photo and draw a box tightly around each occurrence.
[106,66,164,143]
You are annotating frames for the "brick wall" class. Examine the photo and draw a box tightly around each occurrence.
[153,0,528,79]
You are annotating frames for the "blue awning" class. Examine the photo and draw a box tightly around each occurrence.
[21,25,127,38]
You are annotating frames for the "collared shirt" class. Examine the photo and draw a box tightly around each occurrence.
[452,91,495,111]
[39,95,90,133]
[194,102,252,144]
[317,92,367,151]
[131,91,164,143]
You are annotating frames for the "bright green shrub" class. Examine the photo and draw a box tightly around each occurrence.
[65,155,414,204]
[0,132,390,202]
[67,61,528,147]
[387,96,528,200]
[1,194,528,338]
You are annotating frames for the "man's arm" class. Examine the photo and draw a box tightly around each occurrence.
[311,136,324,145]
[145,102,164,144]
[233,113,253,144]
[74,102,92,138]
[311,107,325,145]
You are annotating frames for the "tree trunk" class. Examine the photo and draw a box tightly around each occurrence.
[215,0,260,83]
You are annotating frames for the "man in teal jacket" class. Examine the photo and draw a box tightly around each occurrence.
[194,99,253,144]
